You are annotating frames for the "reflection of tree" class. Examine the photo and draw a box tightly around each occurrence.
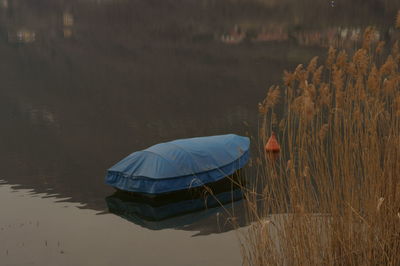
[1,0,399,46]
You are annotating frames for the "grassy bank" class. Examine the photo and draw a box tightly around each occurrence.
[239,12,400,265]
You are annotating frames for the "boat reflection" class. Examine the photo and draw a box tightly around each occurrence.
[105,177,244,231]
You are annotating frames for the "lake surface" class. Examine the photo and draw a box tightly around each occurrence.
[1,0,399,265]
[0,183,242,265]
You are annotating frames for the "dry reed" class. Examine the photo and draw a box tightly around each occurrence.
[397,11,400,29]
[240,17,400,266]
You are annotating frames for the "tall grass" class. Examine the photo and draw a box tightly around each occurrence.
[240,12,400,265]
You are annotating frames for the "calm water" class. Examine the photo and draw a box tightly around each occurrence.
[1,0,399,265]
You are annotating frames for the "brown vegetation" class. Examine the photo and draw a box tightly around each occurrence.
[397,10,400,29]
[240,19,400,266]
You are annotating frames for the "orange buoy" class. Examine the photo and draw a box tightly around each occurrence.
[265,132,280,153]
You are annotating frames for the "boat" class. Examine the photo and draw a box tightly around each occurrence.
[105,134,250,195]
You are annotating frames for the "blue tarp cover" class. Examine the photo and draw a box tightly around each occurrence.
[105,134,250,194]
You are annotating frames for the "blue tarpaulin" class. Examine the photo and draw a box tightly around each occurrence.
[105,134,250,194]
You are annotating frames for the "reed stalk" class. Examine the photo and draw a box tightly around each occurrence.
[240,15,400,265]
